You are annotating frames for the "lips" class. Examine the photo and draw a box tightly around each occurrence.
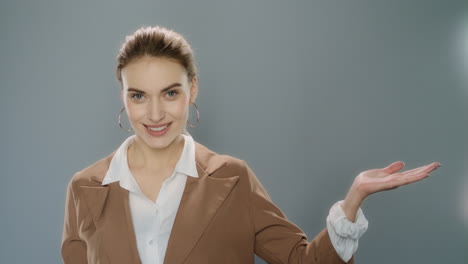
[144,121,172,137]
[144,122,172,128]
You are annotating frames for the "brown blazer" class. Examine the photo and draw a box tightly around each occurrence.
[61,139,355,264]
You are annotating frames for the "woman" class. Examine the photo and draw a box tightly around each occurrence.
[61,26,441,264]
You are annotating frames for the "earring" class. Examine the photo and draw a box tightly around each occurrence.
[187,103,200,128]
[118,107,133,132]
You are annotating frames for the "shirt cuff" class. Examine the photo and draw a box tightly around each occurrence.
[326,200,369,262]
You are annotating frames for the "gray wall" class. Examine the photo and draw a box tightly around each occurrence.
[1,0,467,263]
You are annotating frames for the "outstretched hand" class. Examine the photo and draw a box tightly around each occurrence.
[352,161,441,199]
[341,161,441,222]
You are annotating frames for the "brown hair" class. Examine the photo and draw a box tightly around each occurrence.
[115,25,197,87]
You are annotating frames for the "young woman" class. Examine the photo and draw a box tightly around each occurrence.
[61,26,441,264]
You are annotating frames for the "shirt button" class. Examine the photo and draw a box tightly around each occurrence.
[148,239,153,245]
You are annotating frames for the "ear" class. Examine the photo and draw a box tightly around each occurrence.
[189,76,198,104]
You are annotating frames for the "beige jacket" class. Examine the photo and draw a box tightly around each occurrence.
[61,139,355,264]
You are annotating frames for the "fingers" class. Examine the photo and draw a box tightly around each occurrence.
[384,172,426,190]
[403,162,441,177]
[398,165,428,175]
[389,162,441,188]
[382,161,405,174]
[391,162,440,178]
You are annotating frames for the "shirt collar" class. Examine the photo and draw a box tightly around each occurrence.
[102,129,199,188]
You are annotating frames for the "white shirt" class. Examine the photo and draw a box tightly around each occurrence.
[102,129,368,263]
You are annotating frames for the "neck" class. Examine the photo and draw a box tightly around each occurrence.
[127,134,185,174]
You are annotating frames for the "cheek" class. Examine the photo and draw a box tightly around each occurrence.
[174,101,189,119]
[126,104,146,121]
[169,98,189,119]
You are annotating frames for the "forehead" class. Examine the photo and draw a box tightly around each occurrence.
[121,56,188,89]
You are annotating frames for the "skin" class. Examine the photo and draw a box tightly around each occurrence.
[120,55,442,221]
[120,55,198,182]
[341,161,441,222]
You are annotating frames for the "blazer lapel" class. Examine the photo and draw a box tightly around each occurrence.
[163,143,240,264]
[78,140,239,264]
[115,182,143,263]
[79,185,109,225]
[79,177,142,263]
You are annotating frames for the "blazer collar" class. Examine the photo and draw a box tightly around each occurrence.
[78,137,239,264]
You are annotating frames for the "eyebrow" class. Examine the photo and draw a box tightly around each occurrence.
[127,82,182,94]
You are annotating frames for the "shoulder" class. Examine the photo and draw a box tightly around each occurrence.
[67,150,116,189]
[194,140,247,177]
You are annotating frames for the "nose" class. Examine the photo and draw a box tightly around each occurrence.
[148,100,165,123]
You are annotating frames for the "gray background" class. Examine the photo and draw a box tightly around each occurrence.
[1,0,467,263]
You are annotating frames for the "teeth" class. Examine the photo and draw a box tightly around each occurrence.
[147,124,168,132]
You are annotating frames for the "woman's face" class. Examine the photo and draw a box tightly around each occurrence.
[120,55,198,150]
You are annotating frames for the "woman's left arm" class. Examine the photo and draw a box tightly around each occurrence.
[341,161,441,222]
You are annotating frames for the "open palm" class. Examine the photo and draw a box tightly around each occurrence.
[352,161,441,199]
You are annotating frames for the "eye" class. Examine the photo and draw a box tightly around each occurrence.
[167,90,179,98]
[130,93,144,101]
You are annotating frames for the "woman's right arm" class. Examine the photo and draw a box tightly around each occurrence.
[242,160,354,263]
[61,179,88,264]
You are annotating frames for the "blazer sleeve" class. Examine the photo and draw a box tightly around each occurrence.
[61,178,88,264]
[242,160,355,264]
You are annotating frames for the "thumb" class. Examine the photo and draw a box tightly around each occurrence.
[382,161,405,174]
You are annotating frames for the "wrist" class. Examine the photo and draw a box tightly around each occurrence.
[344,188,365,207]
[341,189,365,222]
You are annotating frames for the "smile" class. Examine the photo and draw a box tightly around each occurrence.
[147,124,168,131]
[144,122,172,137]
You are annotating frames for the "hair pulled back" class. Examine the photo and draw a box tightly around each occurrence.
[116,26,197,87]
